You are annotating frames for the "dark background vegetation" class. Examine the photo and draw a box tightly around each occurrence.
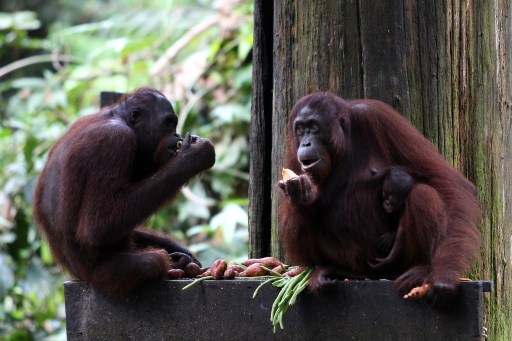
[0,0,252,339]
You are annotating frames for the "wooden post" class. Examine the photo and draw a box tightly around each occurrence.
[251,1,511,338]
[249,0,274,258]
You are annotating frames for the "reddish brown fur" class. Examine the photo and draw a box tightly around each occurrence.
[34,87,215,295]
[279,93,481,305]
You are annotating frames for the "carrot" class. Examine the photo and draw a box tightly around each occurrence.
[403,283,431,300]
[243,263,268,277]
[210,259,228,280]
[281,168,299,180]
[243,257,283,268]
[282,267,305,277]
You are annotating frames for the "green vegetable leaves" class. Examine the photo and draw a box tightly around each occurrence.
[253,267,313,332]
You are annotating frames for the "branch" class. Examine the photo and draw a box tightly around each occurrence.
[150,15,221,77]
[0,54,72,79]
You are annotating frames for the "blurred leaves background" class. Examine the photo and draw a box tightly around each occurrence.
[0,0,252,339]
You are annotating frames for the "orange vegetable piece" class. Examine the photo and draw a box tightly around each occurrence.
[281,168,298,180]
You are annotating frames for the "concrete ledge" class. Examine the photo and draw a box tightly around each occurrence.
[64,279,492,341]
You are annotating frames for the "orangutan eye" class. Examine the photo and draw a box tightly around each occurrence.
[130,110,140,124]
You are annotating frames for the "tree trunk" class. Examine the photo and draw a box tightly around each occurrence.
[250,1,511,338]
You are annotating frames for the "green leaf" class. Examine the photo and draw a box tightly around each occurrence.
[209,203,248,244]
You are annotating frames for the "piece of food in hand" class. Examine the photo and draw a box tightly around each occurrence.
[239,263,268,277]
[184,262,203,278]
[243,257,282,268]
[403,283,431,300]
[167,269,185,279]
[281,168,299,180]
[210,259,228,280]
[282,266,305,277]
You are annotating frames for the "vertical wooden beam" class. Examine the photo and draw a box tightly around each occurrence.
[249,0,274,257]
[359,0,410,115]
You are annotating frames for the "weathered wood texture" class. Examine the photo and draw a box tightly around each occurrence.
[65,280,491,341]
[250,0,511,338]
[249,0,274,258]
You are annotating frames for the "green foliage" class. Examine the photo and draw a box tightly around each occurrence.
[0,0,253,339]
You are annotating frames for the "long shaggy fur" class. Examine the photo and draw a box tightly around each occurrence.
[279,93,481,302]
[34,87,215,295]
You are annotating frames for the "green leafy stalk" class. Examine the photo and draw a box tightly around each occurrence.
[181,276,213,291]
[252,267,314,333]
[260,265,283,277]
[289,271,311,305]
[253,277,281,298]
